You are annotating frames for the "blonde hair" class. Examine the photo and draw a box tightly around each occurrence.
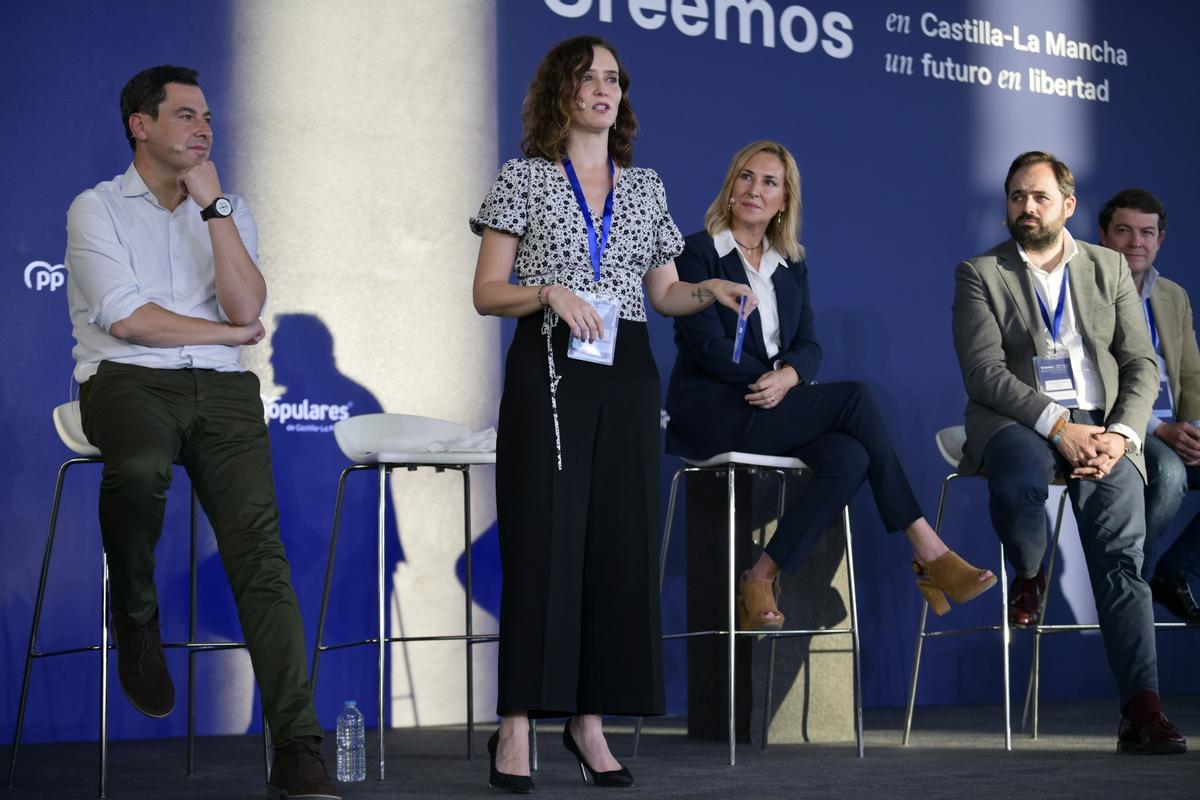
[703,140,804,262]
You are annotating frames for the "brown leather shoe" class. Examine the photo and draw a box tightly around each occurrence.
[112,610,174,718]
[268,736,341,799]
[1117,712,1187,755]
[1008,566,1046,626]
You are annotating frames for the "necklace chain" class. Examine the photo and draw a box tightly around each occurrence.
[734,237,763,252]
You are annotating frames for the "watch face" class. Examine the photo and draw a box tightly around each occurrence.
[214,197,233,217]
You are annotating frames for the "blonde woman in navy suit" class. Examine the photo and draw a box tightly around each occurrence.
[665,140,996,630]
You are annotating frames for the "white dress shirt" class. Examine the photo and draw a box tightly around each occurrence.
[66,163,259,382]
[714,228,788,361]
[1018,230,1139,448]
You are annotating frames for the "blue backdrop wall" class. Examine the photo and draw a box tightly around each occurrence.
[2,0,1198,746]
[499,0,1200,714]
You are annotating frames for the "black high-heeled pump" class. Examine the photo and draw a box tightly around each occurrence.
[562,722,634,788]
[488,730,534,794]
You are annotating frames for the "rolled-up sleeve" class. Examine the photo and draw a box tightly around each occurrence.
[66,192,149,332]
[232,197,259,264]
[221,197,264,321]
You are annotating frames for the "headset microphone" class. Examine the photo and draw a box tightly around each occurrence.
[142,137,187,153]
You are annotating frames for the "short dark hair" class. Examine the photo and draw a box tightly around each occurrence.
[521,36,637,168]
[120,65,200,151]
[1098,188,1167,234]
[1004,151,1075,199]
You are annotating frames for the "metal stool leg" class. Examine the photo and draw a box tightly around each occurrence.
[8,460,79,788]
[262,714,272,782]
[726,467,737,767]
[530,719,539,771]
[902,474,954,744]
[376,465,388,781]
[1022,489,1069,738]
[844,506,864,758]
[462,468,475,761]
[1000,543,1011,751]
[187,489,198,776]
[760,636,776,750]
[758,469,789,752]
[100,554,110,799]
[311,467,354,689]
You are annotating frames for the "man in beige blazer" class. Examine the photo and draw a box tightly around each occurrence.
[1100,188,1200,622]
[952,151,1185,753]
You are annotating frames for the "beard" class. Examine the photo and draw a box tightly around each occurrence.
[1007,213,1064,251]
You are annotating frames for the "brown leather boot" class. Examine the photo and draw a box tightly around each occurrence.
[112,610,174,718]
[267,736,341,799]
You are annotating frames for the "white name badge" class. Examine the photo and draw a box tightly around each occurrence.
[567,292,619,366]
[1032,355,1078,408]
[1152,377,1175,422]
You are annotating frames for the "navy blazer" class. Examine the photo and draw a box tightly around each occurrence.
[665,231,822,459]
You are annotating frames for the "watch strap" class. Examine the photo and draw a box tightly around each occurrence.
[200,197,232,221]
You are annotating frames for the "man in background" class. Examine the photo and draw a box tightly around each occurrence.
[1100,188,1200,622]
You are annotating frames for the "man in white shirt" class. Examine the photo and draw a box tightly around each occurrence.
[951,151,1184,753]
[1100,188,1200,622]
[67,65,339,798]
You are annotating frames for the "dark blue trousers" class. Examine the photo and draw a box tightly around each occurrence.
[739,380,923,574]
[1143,433,1200,582]
[981,412,1158,704]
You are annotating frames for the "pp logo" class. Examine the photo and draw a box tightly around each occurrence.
[25,261,66,292]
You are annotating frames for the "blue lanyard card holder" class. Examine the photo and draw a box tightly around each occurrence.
[567,292,619,366]
[1032,354,1079,409]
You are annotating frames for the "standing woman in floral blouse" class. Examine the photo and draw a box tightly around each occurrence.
[470,35,753,793]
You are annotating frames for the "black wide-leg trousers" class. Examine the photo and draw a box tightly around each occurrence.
[739,380,924,573]
[495,316,664,718]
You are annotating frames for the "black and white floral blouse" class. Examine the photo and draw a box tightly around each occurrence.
[470,157,685,322]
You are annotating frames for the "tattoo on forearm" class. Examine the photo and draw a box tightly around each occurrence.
[692,287,714,304]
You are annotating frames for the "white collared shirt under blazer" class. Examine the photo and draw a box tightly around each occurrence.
[713,227,787,360]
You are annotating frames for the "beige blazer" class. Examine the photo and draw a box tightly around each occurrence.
[951,238,1158,479]
[1148,275,1200,423]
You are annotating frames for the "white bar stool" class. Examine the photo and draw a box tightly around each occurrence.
[310,413,497,780]
[633,451,864,765]
[7,401,267,799]
[901,425,1066,750]
[903,425,1197,746]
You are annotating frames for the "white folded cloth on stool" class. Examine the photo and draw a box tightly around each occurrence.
[425,426,497,453]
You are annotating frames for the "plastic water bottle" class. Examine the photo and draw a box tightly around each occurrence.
[336,700,366,782]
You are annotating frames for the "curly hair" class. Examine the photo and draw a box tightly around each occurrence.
[521,35,637,168]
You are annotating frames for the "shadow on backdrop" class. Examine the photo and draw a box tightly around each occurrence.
[265,313,402,729]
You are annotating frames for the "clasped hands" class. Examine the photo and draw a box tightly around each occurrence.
[1055,423,1126,479]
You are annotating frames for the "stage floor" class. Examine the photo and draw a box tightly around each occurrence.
[4,695,1197,799]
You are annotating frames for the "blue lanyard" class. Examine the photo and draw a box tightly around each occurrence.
[562,157,614,281]
[1144,299,1159,352]
[1034,266,1069,343]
